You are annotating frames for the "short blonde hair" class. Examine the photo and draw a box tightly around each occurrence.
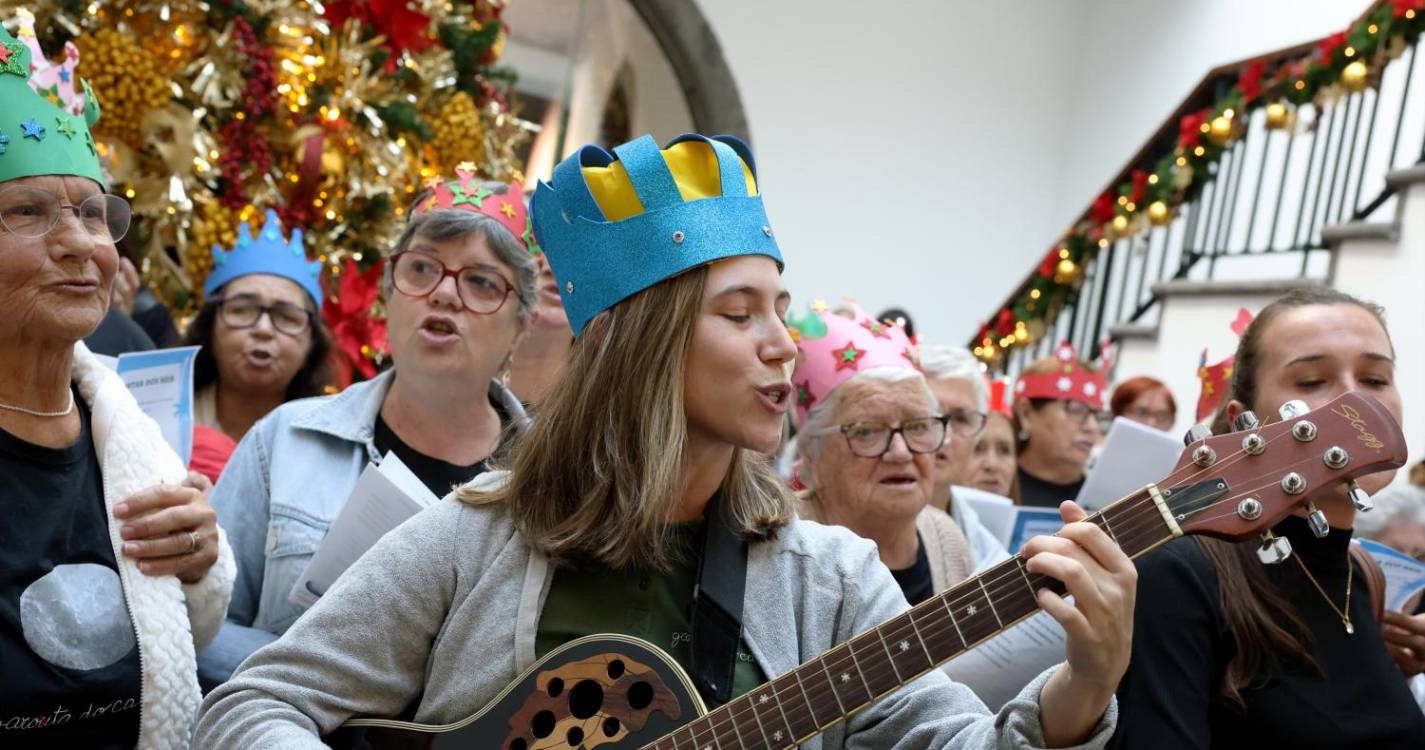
[458,264,795,570]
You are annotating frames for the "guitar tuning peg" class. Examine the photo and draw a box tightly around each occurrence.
[1277,400,1310,420]
[1232,410,1260,431]
[1348,480,1374,512]
[1257,531,1293,564]
[1306,502,1330,538]
[1183,424,1213,447]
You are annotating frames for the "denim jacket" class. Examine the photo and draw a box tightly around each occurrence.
[197,370,527,685]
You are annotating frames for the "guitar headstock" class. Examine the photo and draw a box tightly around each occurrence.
[1159,391,1406,543]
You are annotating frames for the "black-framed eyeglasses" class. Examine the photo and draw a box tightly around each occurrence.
[1060,399,1109,431]
[837,416,949,459]
[214,295,313,336]
[0,184,132,243]
[944,408,988,440]
[390,251,520,315]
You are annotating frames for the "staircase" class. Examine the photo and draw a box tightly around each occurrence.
[974,1,1425,472]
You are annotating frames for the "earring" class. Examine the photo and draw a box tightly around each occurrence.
[1018,427,1030,441]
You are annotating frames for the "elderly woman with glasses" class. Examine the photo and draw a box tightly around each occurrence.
[791,304,976,605]
[1012,344,1108,508]
[198,175,536,686]
[183,210,332,450]
[0,20,233,747]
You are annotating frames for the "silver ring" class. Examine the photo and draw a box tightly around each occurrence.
[187,530,201,554]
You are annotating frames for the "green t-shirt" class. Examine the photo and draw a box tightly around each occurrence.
[534,521,766,705]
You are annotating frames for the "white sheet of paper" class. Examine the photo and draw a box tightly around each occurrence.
[961,496,1064,554]
[1075,417,1183,511]
[112,346,201,464]
[943,610,1066,709]
[288,452,437,609]
[1356,539,1425,612]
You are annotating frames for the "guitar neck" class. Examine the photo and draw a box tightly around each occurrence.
[645,486,1183,750]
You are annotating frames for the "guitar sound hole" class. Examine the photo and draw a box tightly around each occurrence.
[603,717,621,737]
[627,680,653,711]
[567,726,585,746]
[547,677,565,697]
[569,679,605,719]
[607,659,626,679]
[509,740,527,750]
[532,710,556,738]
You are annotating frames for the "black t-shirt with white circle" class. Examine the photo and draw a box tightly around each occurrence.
[0,393,141,748]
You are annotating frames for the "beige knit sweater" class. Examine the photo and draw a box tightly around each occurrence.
[796,493,976,593]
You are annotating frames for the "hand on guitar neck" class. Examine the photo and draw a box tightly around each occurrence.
[1020,501,1136,747]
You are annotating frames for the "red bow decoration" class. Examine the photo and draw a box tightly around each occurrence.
[323,259,389,386]
[324,0,434,71]
[1091,191,1117,225]
[1395,0,1424,18]
[1179,108,1211,150]
[1318,31,1348,64]
[1238,60,1266,103]
[1128,170,1149,206]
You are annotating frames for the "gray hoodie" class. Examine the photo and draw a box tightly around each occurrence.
[194,472,1115,749]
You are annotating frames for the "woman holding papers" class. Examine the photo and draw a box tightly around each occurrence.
[0,17,234,749]
[1112,288,1425,748]
[793,310,977,600]
[183,209,333,449]
[1012,345,1107,508]
[199,171,535,685]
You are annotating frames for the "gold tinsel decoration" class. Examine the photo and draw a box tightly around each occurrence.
[432,91,487,176]
[186,201,248,291]
[76,29,168,149]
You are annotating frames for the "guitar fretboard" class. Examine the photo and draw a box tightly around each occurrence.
[645,486,1176,750]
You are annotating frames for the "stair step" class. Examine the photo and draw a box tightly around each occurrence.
[1150,278,1327,298]
[1385,163,1425,189]
[1321,221,1400,244]
[1108,323,1158,341]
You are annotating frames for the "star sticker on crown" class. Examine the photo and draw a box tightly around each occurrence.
[832,341,866,371]
[55,117,76,140]
[810,299,830,314]
[797,382,815,408]
[455,161,477,180]
[20,118,44,141]
[0,42,24,77]
[521,217,541,255]
[423,175,443,190]
[84,131,95,155]
[499,200,516,219]
[451,183,493,208]
[860,318,891,339]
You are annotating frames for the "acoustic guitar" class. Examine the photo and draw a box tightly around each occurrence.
[341,392,1405,750]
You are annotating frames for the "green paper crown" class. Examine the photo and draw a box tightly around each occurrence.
[0,18,103,186]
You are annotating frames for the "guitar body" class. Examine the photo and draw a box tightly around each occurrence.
[341,635,706,750]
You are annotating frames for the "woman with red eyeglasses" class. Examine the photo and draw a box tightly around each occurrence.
[196,178,538,687]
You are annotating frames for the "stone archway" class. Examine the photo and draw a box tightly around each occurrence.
[626,0,751,143]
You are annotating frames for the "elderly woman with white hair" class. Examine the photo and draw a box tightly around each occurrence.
[918,344,1013,571]
[790,304,974,604]
[199,173,536,685]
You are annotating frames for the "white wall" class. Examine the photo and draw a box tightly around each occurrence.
[693,0,1368,345]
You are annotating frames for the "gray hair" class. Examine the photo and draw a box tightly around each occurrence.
[796,367,938,489]
[918,344,988,413]
[384,185,538,324]
[1355,483,1425,539]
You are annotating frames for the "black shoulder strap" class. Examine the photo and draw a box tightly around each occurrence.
[688,496,748,706]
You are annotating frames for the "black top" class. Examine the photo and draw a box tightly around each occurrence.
[0,393,141,749]
[82,309,155,357]
[889,533,933,606]
[1016,466,1083,508]
[371,390,510,499]
[1111,515,1425,749]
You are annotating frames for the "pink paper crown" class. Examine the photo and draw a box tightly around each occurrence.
[1013,342,1109,409]
[13,10,87,117]
[787,300,920,426]
[414,163,538,253]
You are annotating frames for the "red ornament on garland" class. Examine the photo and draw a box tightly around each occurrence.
[1318,31,1348,64]
[1179,108,1211,150]
[325,0,435,70]
[1394,0,1424,18]
[1129,170,1149,205]
[1238,60,1266,102]
[1090,192,1117,225]
[323,259,389,385]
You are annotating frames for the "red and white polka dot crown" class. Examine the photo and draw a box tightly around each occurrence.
[1013,342,1109,409]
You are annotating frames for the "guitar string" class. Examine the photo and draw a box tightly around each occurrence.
[664,422,1343,749]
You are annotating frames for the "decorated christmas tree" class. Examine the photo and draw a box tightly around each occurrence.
[18,0,529,381]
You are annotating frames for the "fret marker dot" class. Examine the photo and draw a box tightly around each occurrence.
[759,693,769,704]
[898,640,909,652]
[839,672,850,683]
[774,730,785,741]
[966,605,977,616]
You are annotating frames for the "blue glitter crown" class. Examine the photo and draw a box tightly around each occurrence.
[204,209,323,304]
[530,133,782,335]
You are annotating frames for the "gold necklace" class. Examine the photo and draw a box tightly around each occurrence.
[1292,553,1353,634]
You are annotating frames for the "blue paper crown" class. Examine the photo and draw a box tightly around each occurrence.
[204,209,323,305]
[531,133,782,335]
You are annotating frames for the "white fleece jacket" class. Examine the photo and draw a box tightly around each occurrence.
[70,341,236,749]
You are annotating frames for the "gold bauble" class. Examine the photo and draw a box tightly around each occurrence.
[1147,200,1172,226]
[1110,214,1130,235]
[1026,318,1046,340]
[1341,60,1370,93]
[432,91,487,176]
[1054,258,1080,284]
[78,29,169,148]
[1264,102,1290,130]
[1208,115,1234,146]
